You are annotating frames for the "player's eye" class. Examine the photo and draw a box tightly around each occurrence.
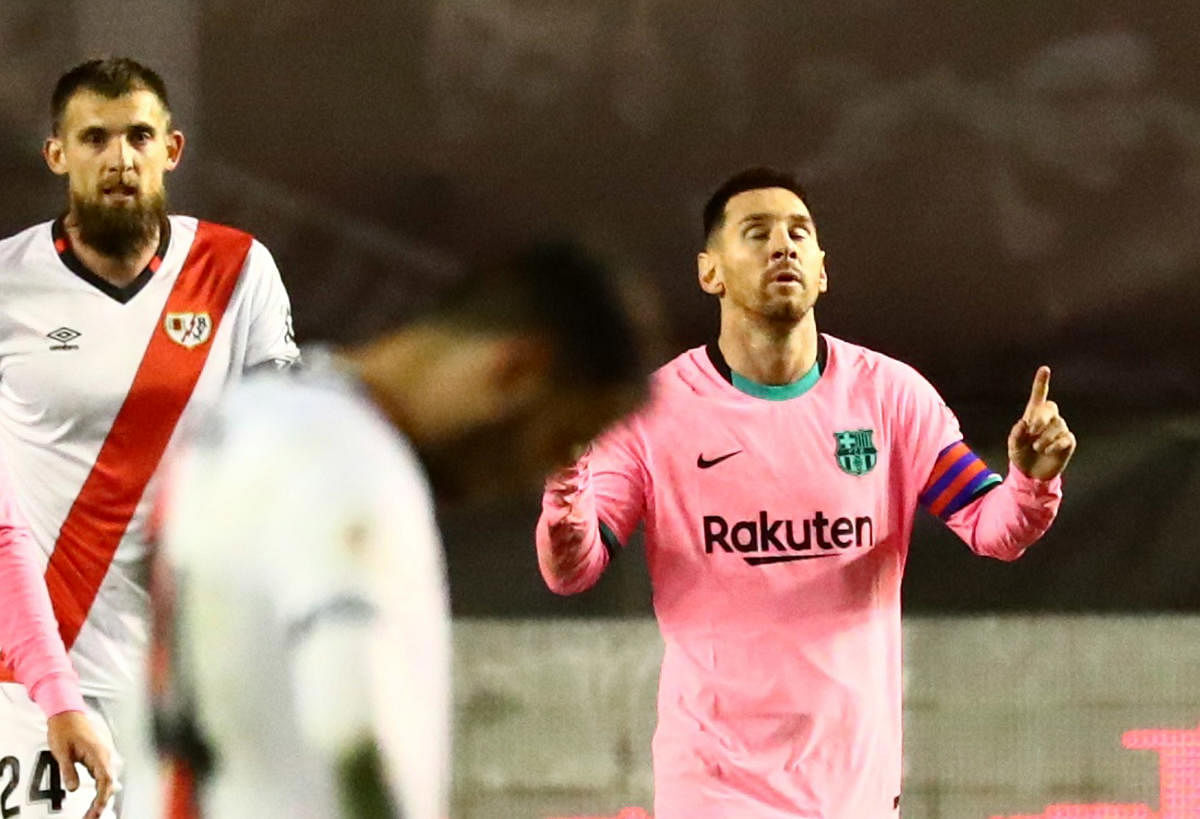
[745,229,767,240]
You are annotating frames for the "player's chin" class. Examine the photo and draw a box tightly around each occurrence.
[761,298,810,323]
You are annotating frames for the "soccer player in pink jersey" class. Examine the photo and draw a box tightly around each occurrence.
[1,453,114,819]
[537,167,1077,819]
[0,58,299,818]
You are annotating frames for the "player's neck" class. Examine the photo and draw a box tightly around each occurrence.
[63,217,161,288]
[717,310,819,385]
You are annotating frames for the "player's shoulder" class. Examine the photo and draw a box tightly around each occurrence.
[647,345,725,395]
[824,334,948,412]
[173,214,250,239]
[170,359,421,516]
[0,220,54,271]
[649,347,696,384]
[608,347,740,444]
[0,219,52,248]
[627,347,710,420]
[234,355,410,460]
[167,214,199,233]
[226,366,382,441]
[825,333,932,387]
[170,215,283,287]
[162,363,427,592]
[170,215,269,254]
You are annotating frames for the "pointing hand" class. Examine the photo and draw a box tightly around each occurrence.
[1007,366,1076,480]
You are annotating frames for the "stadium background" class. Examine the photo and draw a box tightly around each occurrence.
[2,1,1197,816]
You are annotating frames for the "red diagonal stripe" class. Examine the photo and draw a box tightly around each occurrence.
[44,222,251,650]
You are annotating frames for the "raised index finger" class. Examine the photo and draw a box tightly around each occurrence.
[1024,366,1051,418]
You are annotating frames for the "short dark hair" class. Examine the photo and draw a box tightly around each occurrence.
[51,57,171,134]
[439,239,643,388]
[702,166,811,244]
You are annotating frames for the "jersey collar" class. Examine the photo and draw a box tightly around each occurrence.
[52,215,170,304]
[705,335,827,401]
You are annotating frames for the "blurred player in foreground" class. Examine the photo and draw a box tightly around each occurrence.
[537,167,1077,818]
[151,241,645,818]
[0,56,299,818]
[1,453,114,818]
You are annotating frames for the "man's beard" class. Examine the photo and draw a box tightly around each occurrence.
[72,188,166,259]
[761,297,810,324]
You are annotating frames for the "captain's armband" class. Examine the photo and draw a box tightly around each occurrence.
[918,441,1001,520]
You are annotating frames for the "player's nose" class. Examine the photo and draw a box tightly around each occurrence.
[769,243,798,261]
[768,226,798,260]
[107,137,134,171]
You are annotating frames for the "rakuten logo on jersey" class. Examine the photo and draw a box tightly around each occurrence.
[703,511,874,566]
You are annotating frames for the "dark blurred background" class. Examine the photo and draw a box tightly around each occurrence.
[4,0,1197,615]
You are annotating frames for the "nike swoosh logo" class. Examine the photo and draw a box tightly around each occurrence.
[697,449,743,469]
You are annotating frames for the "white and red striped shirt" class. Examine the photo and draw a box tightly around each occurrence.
[0,214,299,700]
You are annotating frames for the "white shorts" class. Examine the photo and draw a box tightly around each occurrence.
[0,683,120,818]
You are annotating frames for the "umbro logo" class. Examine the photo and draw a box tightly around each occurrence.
[697,449,742,469]
[46,327,81,351]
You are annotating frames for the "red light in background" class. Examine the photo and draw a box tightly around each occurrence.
[990,722,1200,819]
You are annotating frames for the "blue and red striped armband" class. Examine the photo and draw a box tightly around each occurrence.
[918,441,1002,520]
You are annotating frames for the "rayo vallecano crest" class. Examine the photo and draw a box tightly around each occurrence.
[834,428,878,476]
[164,312,213,348]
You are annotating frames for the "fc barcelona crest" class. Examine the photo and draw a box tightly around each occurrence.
[164,312,213,349]
[834,428,878,476]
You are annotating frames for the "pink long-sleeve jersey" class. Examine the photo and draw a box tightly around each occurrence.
[0,453,84,718]
[537,335,1062,819]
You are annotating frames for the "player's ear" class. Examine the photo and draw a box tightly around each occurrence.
[697,251,724,296]
[818,251,828,293]
[43,137,68,176]
[164,129,185,172]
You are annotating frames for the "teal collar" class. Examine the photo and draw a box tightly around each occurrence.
[730,360,820,400]
[705,337,828,401]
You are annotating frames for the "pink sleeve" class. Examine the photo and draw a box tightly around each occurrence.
[901,364,1062,560]
[942,464,1062,561]
[897,364,964,486]
[536,417,648,596]
[0,466,85,718]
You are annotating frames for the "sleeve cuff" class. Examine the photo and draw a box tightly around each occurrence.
[1007,462,1063,499]
[29,672,87,719]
